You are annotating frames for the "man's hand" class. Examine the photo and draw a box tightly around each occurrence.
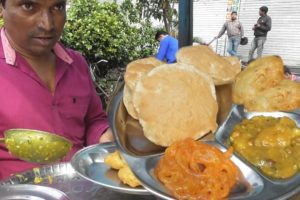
[99,128,114,143]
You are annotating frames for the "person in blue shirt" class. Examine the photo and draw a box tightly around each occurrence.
[155,31,178,63]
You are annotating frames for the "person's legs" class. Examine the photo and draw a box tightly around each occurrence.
[231,37,241,56]
[227,37,234,56]
[248,37,258,61]
[256,37,267,58]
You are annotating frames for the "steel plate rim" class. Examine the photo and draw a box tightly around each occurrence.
[0,184,70,200]
[70,142,150,195]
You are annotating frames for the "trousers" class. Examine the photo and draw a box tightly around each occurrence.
[248,36,267,61]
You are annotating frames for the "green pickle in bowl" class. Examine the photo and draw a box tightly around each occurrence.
[229,116,300,179]
[4,129,72,164]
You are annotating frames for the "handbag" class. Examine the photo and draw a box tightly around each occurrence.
[240,37,248,45]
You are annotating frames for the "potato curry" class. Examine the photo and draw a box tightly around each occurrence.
[229,116,300,179]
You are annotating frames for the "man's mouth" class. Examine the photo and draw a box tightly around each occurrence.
[33,36,55,46]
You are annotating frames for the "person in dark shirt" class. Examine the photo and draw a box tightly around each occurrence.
[248,6,272,62]
[155,31,178,64]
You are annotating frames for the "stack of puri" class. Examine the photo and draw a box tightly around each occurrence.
[232,56,300,112]
[176,45,242,122]
[123,46,241,147]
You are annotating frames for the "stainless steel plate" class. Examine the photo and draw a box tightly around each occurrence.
[0,163,102,200]
[71,142,149,195]
[215,104,300,199]
[108,86,300,200]
[0,184,70,200]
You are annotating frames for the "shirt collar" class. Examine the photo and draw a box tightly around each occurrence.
[1,28,73,66]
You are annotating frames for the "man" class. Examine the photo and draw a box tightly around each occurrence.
[217,11,244,56]
[248,6,272,62]
[155,30,178,64]
[0,0,113,180]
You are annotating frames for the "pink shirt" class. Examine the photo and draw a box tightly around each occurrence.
[0,28,109,180]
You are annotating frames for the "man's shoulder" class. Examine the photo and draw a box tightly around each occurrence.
[63,46,84,60]
[262,15,271,21]
[56,42,89,69]
[162,35,174,43]
[59,43,86,61]
[169,36,178,41]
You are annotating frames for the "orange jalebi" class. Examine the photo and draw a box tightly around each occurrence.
[155,138,239,200]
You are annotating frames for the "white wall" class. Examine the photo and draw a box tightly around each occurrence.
[193,0,300,67]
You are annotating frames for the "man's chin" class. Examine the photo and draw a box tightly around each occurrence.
[27,47,55,58]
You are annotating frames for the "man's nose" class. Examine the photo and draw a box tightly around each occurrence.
[39,10,55,31]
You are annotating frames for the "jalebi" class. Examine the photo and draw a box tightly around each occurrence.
[155,138,239,200]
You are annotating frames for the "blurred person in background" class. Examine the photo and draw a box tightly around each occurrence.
[0,0,113,180]
[248,6,272,62]
[216,11,244,56]
[155,30,178,64]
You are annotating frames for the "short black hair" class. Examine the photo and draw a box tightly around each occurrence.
[260,6,268,14]
[155,30,168,40]
[231,11,237,15]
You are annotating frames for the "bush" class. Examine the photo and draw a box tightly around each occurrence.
[62,0,158,68]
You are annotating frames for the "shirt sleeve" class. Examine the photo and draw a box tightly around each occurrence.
[217,22,227,38]
[156,38,168,61]
[83,60,109,145]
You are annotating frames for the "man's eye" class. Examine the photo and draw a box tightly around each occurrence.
[22,3,33,10]
[53,3,66,11]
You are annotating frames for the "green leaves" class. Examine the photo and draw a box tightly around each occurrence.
[136,0,178,33]
[62,0,158,68]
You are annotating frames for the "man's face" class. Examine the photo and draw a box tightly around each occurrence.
[259,9,265,16]
[231,13,237,20]
[1,0,66,57]
[157,34,165,42]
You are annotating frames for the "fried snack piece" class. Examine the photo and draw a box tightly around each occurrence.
[232,56,284,105]
[133,63,218,146]
[123,57,163,119]
[245,79,300,111]
[176,45,241,85]
[118,166,141,188]
[155,138,239,200]
[104,151,141,187]
[104,151,126,170]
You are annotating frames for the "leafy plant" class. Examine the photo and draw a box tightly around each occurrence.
[136,0,178,34]
[62,0,158,68]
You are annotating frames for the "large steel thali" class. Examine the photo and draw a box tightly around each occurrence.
[106,83,300,200]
